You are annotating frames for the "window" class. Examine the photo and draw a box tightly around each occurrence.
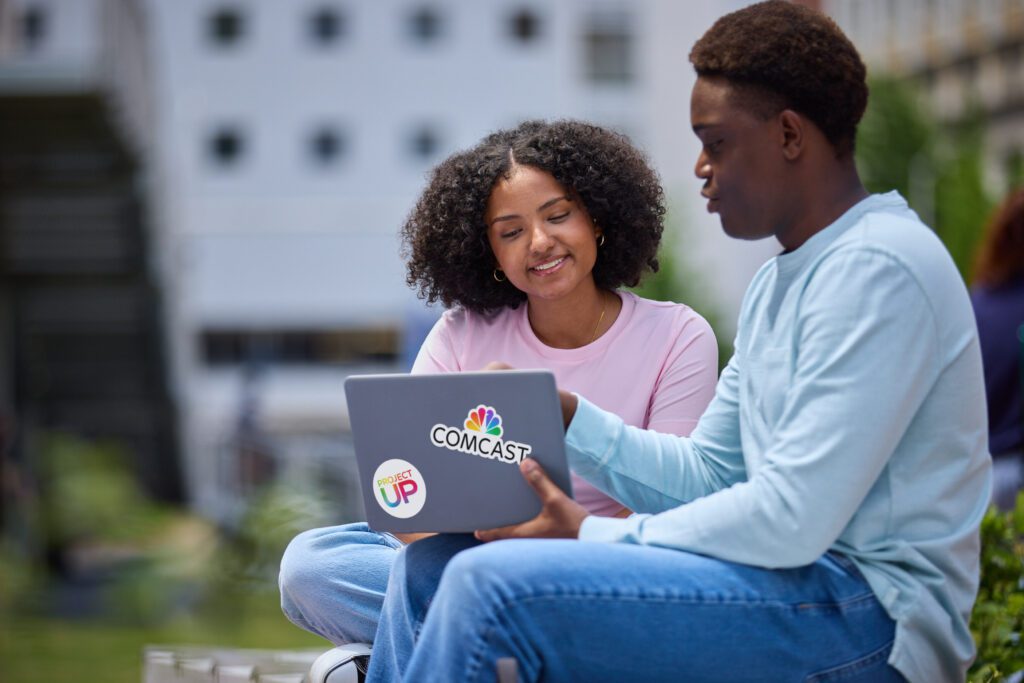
[308,126,346,166]
[201,329,400,366]
[207,6,245,48]
[408,125,440,161]
[583,9,634,84]
[507,7,541,44]
[308,6,345,46]
[207,126,246,167]
[20,4,47,52]
[407,6,443,44]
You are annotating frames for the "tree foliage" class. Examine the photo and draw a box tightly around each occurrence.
[968,496,1024,682]
[856,76,994,282]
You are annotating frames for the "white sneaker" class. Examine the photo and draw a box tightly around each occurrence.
[308,643,372,683]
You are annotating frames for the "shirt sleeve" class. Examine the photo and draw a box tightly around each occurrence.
[567,348,747,515]
[570,249,940,568]
[410,312,462,374]
[644,313,719,437]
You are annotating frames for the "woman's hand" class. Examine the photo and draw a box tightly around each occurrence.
[483,362,579,429]
[474,459,589,542]
[393,532,436,544]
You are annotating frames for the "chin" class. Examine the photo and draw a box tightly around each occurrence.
[721,217,767,242]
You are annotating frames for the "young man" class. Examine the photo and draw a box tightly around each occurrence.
[365,2,990,681]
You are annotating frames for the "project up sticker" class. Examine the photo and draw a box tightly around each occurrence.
[372,458,426,518]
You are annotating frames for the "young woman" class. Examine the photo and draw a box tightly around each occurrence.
[278,119,718,647]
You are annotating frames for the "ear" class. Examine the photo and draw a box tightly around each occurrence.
[778,109,804,161]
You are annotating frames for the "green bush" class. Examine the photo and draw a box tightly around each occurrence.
[968,494,1024,682]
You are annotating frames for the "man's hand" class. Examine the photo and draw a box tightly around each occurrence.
[474,459,589,542]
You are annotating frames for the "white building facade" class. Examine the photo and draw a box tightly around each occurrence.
[827,0,1024,191]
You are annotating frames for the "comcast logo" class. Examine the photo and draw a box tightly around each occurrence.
[430,404,531,464]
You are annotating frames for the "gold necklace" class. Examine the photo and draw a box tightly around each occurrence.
[589,293,607,344]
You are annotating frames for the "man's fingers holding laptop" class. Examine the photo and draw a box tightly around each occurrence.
[473,459,589,542]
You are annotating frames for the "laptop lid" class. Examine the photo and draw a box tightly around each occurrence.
[344,370,573,533]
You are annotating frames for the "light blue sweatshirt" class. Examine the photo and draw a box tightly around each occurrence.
[567,193,991,683]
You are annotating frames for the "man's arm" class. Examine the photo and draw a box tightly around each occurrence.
[565,351,748,515]
[570,250,940,567]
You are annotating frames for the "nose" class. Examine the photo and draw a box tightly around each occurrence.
[695,152,711,180]
[527,221,555,254]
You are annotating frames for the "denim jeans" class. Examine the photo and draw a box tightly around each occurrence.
[278,522,403,644]
[367,535,906,683]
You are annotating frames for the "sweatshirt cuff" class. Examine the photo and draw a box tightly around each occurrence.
[564,394,624,478]
[578,513,646,544]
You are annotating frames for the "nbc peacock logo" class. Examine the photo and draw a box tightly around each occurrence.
[465,406,502,437]
[430,405,531,464]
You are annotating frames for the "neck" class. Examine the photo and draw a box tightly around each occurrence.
[776,158,868,253]
[527,284,619,349]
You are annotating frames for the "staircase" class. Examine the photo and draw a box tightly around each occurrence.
[0,90,182,504]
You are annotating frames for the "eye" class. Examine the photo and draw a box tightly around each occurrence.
[500,227,522,239]
[548,212,570,223]
[705,139,724,154]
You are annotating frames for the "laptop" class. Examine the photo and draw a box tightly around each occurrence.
[343,370,574,533]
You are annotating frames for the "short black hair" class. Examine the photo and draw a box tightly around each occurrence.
[689,0,868,157]
[402,120,666,313]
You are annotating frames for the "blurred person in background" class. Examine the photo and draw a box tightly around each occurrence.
[279,119,719,653]
[971,187,1024,510]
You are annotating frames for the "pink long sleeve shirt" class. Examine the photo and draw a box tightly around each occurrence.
[411,290,719,516]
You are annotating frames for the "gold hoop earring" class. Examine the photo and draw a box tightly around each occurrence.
[493,269,506,282]
[597,234,606,247]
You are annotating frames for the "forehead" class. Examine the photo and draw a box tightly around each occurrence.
[690,76,759,129]
[487,166,566,210]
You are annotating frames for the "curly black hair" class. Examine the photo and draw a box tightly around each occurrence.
[689,0,868,158]
[401,119,665,314]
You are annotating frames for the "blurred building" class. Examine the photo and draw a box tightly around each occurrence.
[140,0,780,523]
[0,0,182,532]
[827,0,1024,189]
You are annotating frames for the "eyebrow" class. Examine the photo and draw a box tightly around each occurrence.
[489,195,572,225]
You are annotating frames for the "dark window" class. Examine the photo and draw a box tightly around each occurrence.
[208,6,245,47]
[309,127,346,165]
[201,329,400,366]
[309,6,345,46]
[508,8,541,43]
[20,5,47,51]
[409,126,440,160]
[583,10,634,84]
[207,127,246,167]
[408,6,442,44]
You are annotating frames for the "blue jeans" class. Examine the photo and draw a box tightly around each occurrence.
[278,522,403,644]
[367,535,906,683]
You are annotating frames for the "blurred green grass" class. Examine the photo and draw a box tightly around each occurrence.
[0,434,337,683]
[0,595,327,683]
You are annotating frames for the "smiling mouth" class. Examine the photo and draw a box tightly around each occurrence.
[530,256,567,274]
